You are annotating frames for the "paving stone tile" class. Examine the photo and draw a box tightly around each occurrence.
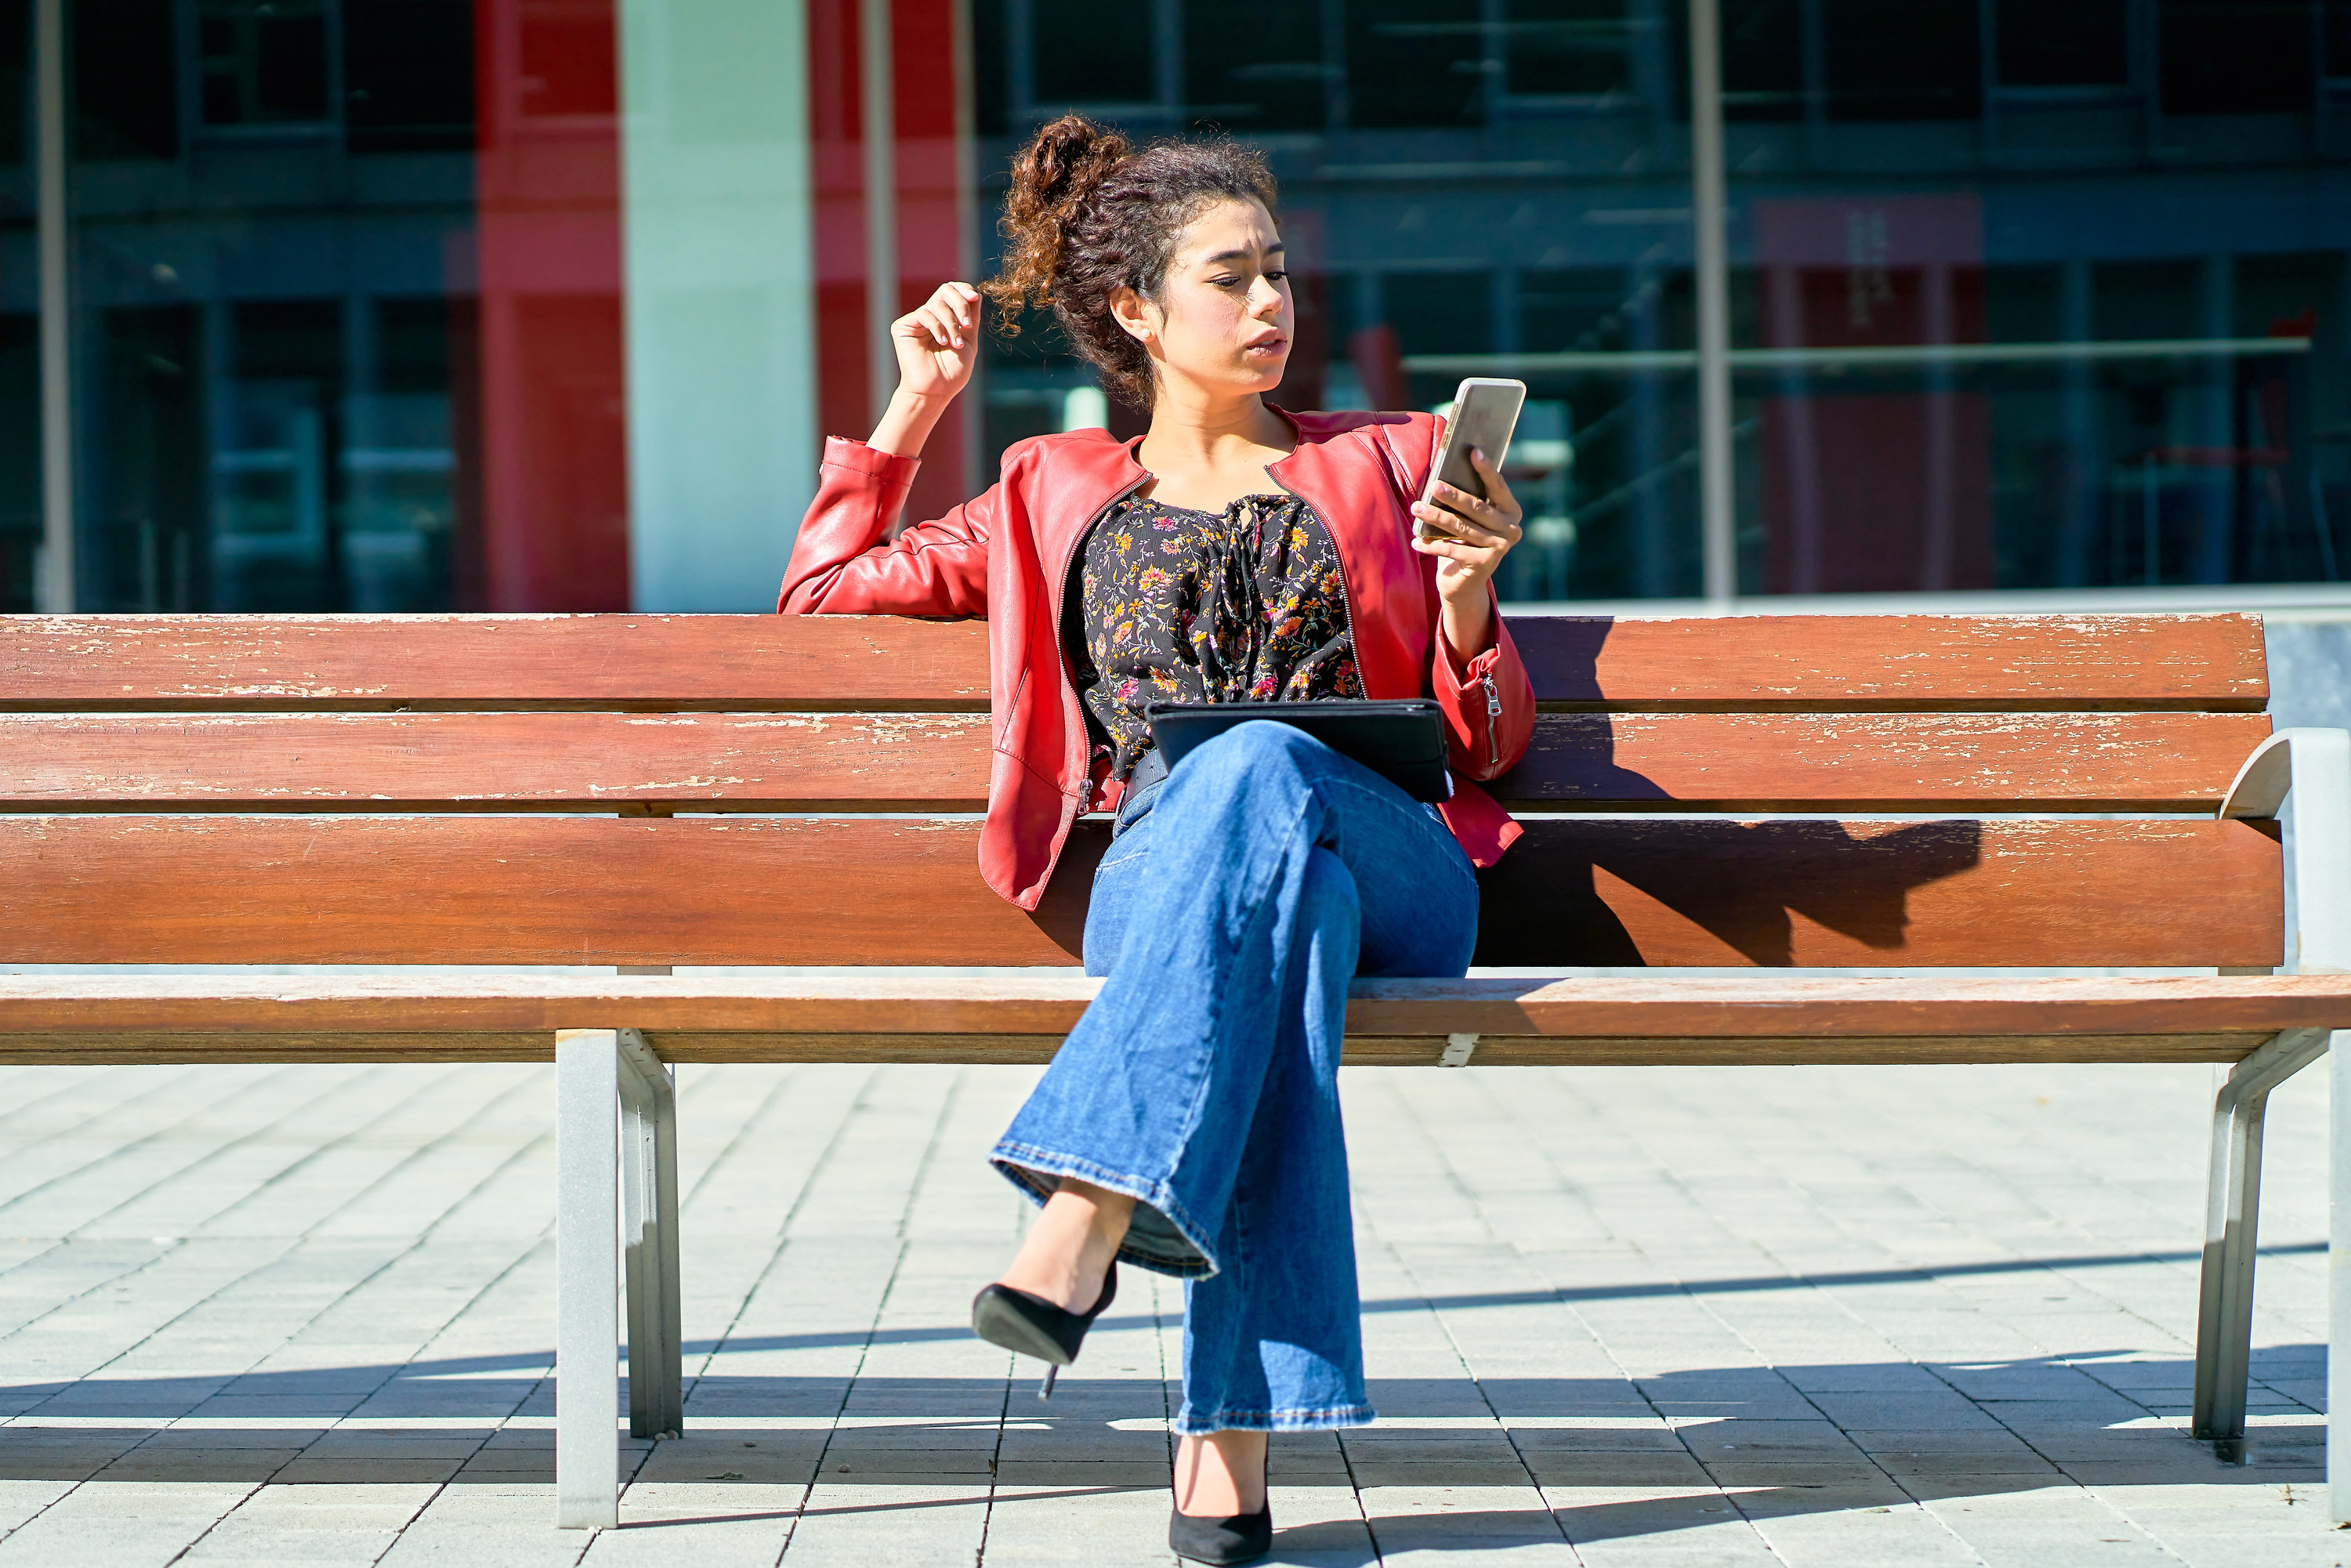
[0,1057,2327,1563]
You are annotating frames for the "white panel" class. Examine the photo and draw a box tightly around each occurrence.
[619,0,818,612]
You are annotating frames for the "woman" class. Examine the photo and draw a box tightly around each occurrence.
[780,117,1534,1566]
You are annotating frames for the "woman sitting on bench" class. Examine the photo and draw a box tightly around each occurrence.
[779,115,1534,1566]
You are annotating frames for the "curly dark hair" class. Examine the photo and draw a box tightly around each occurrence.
[984,115,1278,411]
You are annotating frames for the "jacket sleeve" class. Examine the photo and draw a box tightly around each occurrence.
[777,436,994,617]
[1382,412,1535,780]
[1433,605,1535,780]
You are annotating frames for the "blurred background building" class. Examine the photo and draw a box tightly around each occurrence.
[2,0,2347,622]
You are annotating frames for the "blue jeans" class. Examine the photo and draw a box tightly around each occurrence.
[990,720,1480,1433]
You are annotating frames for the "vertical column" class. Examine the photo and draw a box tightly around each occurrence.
[861,0,898,429]
[34,0,71,613]
[1687,0,1735,610]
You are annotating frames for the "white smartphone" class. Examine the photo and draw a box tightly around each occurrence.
[1415,377,1527,541]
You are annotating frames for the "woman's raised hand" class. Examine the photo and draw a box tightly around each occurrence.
[869,283,982,457]
[893,282,983,402]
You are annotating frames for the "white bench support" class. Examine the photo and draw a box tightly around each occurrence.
[2194,1026,2330,1460]
[555,1027,684,1530]
[618,1028,685,1442]
[2216,729,2350,1507]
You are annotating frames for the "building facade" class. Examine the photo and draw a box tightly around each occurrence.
[3,0,2346,614]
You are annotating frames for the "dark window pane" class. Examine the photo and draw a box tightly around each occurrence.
[0,0,27,165]
[2093,260,2199,341]
[1346,0,1485,129]
[518,0,617,118]
[1505,0,1632,98]
[1719,0,1802,121]
[1995,0,2128,86]
[2161,0,2313,114]
[74,0,179,160]
[198,0,332,125]
[255,8,329,118]
[1520,268,1634,353]
[1034,0,1151,104]
[1387,270,1493,355]
[346,0,476,153]
[1984,264,2063,343]
[0,313,33,610]
[2330,0,2351,76]
[379,298,455,394]
[974,0,1008,134]
[1185,0,1324,131]
[1824,0,1981,120]
[95,307,207,612]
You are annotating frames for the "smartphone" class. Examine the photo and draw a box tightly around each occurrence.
[1416,377,1527,541]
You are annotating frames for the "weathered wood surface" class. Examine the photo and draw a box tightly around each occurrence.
[2,974,2346,1063]
[0,709,2269,813]
[0,815,2280,969]
[0,1031,2271,1066]
[0,612,2266,712]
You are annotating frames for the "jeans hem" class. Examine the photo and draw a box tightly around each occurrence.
[1172,1404,1378,1435]
[989,1141,1218,1280]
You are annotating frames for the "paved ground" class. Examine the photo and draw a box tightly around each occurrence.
[0,1053,2328,1566]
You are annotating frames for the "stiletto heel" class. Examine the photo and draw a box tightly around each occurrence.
[970,1262,1118,1400]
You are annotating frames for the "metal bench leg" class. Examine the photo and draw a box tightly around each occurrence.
[2335,1029,2351,1523]
[2193,1027,2328,1461]
[555,1028,620,1530]
[2218,730,2351,1510]
[617,1029,684,1439]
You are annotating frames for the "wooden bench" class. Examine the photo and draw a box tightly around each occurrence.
[1,610,2346,1528]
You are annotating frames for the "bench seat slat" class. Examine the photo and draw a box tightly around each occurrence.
[0,613,2266,713]
[0,816,2280,969]
[0,1030,2275,1066]
[0,710,2270,814]
[0,974,2344,1057]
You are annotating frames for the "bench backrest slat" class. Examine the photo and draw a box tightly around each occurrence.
[0,708,2269,814]
[0,613,2266,712]
[0,815,2280,970]
[0,611,2281,972]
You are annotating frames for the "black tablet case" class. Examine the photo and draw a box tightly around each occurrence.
[1144,700,1454,802]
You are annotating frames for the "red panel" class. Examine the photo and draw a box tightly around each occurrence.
[1753,196,1991,596]
[809,0,874,451]
[891,0,975,523]
[472,0,630,610]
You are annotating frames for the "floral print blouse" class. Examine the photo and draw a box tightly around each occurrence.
[1067,491,1364,784]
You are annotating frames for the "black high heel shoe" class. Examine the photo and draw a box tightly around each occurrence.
[1168,1498,1273,1566]
[970,1262,1118,1400]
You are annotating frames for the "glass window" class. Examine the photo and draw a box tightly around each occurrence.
[27,0,626,613]
[7,2,2346,613]
[973,0,2349,602]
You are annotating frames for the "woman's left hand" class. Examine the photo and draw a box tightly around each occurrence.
[1411,447,1523,605]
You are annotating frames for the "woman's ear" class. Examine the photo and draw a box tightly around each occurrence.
[1109,284,1159,346]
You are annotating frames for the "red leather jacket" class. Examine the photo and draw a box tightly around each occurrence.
[778,408,1536,911]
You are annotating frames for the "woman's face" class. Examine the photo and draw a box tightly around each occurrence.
[1117,198,1292,402]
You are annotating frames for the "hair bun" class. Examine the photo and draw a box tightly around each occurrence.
[1014,114,1131,222]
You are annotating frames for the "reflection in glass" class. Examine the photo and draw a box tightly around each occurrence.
[973,0,2349,602]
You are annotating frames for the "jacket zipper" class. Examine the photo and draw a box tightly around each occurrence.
[1480,670,1502,773]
